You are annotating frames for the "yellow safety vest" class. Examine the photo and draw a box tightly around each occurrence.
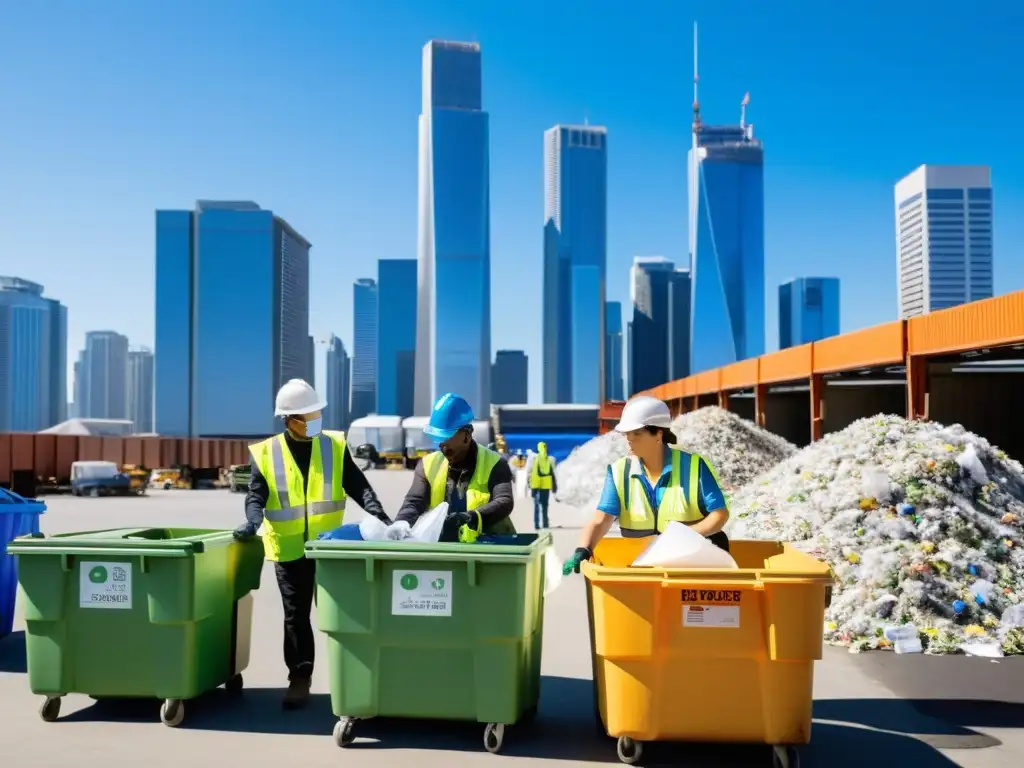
[530,454,554,490]
[422,444,516,536]
[249,431,347,562]
[612,449,722,538]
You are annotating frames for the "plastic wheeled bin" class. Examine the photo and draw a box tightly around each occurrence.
[1,489,46,638]
[305,531,552,754]
[583,537,833,767]
[6,527,263,727]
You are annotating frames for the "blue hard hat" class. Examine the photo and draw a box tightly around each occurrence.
[424,392,474,443]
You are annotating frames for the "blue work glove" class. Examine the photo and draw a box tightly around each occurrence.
[562,547,592,576]
[233,522,258,541]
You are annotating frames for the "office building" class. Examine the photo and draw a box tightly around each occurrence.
[491,350,528,405]
[78,330,129,420]
[688,73,765,372]
[307,335,316,386]
[0,276,67,431]
[629,258,690,395]
[415,40,492,416]
[155,200,311,437]
[377,259,417,417]
[604,301,624,401]
[325,334,351,431]
[127,347,155,433]
[779,277,840,349]
[351,278,378,421]
[894,165,993,318]
[543,123,608,404]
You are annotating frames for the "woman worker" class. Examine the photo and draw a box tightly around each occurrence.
[562,395,731,575]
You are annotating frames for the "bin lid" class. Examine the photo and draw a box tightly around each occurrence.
[5,527,232,557]
[0,487,46,514]
[305,531,553,563]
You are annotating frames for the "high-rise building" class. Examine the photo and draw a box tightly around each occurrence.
[415,40,492,416]
[491,350,528,405]
[629,257,689,395]
[325,334,351,432]
[377,259,417,417]
[307,335,316,387]
[894,165,993,318]
[154,201,310,437]
[604,301,624,402]
[543,124,608,404]
[351,278,378,421]
[127,347,155,433]
[779,277,840,349]
[79,330,129,420]
[0,276,67,431]
[668,268,691,381]
[688,61,765,373]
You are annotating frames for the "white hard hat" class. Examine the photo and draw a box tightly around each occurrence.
[615,395,672,433]
[275,379,326,417]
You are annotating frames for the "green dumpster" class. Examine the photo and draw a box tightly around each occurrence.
[305,531,552,754]
[7,527,263,727]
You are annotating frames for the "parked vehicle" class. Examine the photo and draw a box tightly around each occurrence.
[347,416,404,467]
[70,461,132,497]
[229,464,251,493]
[150,468,190,490]
[120,465,149,495]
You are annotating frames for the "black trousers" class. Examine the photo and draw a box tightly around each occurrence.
[275,557,317,682]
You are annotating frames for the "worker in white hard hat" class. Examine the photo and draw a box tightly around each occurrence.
[233,378,390,709]
[562,395,731,576]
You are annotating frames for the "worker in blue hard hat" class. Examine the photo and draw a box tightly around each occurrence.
[396,392,516,542]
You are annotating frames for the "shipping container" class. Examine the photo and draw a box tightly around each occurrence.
[33,435,56,479]
[908,291,1024,357]
[79,436,103,461]
[123,437,143,466]
[199,440,211,469]
[142,437,161,469]
[0,434,11,484]
[55,436,78,481]
[11,434,34,472]
[160,438,178,468]
[101,437,124,464]
[177,439,191,466]
[813,321,905,374]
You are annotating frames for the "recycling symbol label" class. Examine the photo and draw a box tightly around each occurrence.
[391,570,452,618]
[79,561,132,610]
[89,566,108,584]
[400,574,419,591]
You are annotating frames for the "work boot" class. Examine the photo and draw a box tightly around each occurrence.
[282,678,311,710]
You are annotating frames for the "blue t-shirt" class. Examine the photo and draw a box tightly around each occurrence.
[596,447,726,518]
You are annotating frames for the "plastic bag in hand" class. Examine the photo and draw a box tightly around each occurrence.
[385,520,412,541]
[410,502,448,543]
[543,545,563,596]
[631,521,738,569]
[359,515,391,542]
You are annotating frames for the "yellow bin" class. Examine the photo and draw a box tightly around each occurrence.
[583,538,832,766]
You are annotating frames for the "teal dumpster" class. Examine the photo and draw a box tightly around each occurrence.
[7,527,263,726]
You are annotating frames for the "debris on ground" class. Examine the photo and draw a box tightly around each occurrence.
[727,414,1024,654]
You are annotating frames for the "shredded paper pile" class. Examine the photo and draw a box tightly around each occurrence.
[728,415,1024,655]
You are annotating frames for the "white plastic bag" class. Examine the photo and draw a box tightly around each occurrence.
[543,546,563,596]
[631,521,739,569]
[385,520,412,541]
[359,515,391,542]
[410,502,448,543]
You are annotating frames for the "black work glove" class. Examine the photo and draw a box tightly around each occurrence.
[440,511,475,543]
[562,547,593,576]
[233,522,258,541]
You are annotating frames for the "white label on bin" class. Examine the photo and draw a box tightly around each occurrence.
[683,605,739,628]
[80,561,132,610]
[391,570,452,617]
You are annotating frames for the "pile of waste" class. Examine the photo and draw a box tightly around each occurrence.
[554,431,629,510]
[728,414,1024,655]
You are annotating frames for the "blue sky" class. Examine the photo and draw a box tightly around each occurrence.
[2,1,1022,404]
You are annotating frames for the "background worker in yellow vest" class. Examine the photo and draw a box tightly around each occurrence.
[395,392,516,542]
[562,395,730,575]
[528,441,557,529]
[233,379,390,709]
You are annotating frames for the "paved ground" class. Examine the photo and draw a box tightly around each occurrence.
[2,470,1023,767]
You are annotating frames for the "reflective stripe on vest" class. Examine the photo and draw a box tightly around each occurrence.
[612,449,705,538]
[251,431,347,562]
[422,445,517,535]
[530,455,554,490]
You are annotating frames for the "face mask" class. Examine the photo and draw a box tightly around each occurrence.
[303,417,322,438]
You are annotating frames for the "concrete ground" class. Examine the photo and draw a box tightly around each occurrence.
[1,470,1023,767]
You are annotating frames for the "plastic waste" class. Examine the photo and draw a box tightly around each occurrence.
[385,520,412,541]
[543,546,563,596]
[316,523,364,541]
[960,642,1003,658]
[358,515,391,542]
[631,522,739,569]
[409,502,448,544]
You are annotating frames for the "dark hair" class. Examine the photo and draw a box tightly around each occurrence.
[644,425,677,445]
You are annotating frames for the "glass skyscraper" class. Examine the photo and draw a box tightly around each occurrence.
[78,330,129,420]
[154,201,311,437]
[377,259,417,417]
[628,257,689,395]
[894,165,993,318]
[604,301,624,401]
[543,124,608,404]
[689,118,765,373]
[351,278,378,421]
[325,334,351,431]
[491,350,528,405]
[778,277,840,349]
[0,276,67,431]
[127,346,155,433]
[415,40,492,416]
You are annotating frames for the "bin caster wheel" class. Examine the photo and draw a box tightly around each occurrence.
[617,736,643,765]
[772,745,800,768]
[160,699,185,728]
[333,717,356,747]
[483,722,505,754]
[39,696,61,722]
[225,673,244,694]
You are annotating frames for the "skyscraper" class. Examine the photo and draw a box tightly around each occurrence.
[668,268,691,381]
[604,301,624,402]
[325,334,351,431]
[629,257,687,395]
[154,201,311,437]
[377,259,417,417]
[894,165,993,318]
[351,278,378,421]
[127,347,155,433]
[491,350,528,405]
[79,330,129,420]
[0,276,67,431]
[688,34,765,373]
[543,124,608,405]
[779,277,840,349]
[415,40,492,416]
